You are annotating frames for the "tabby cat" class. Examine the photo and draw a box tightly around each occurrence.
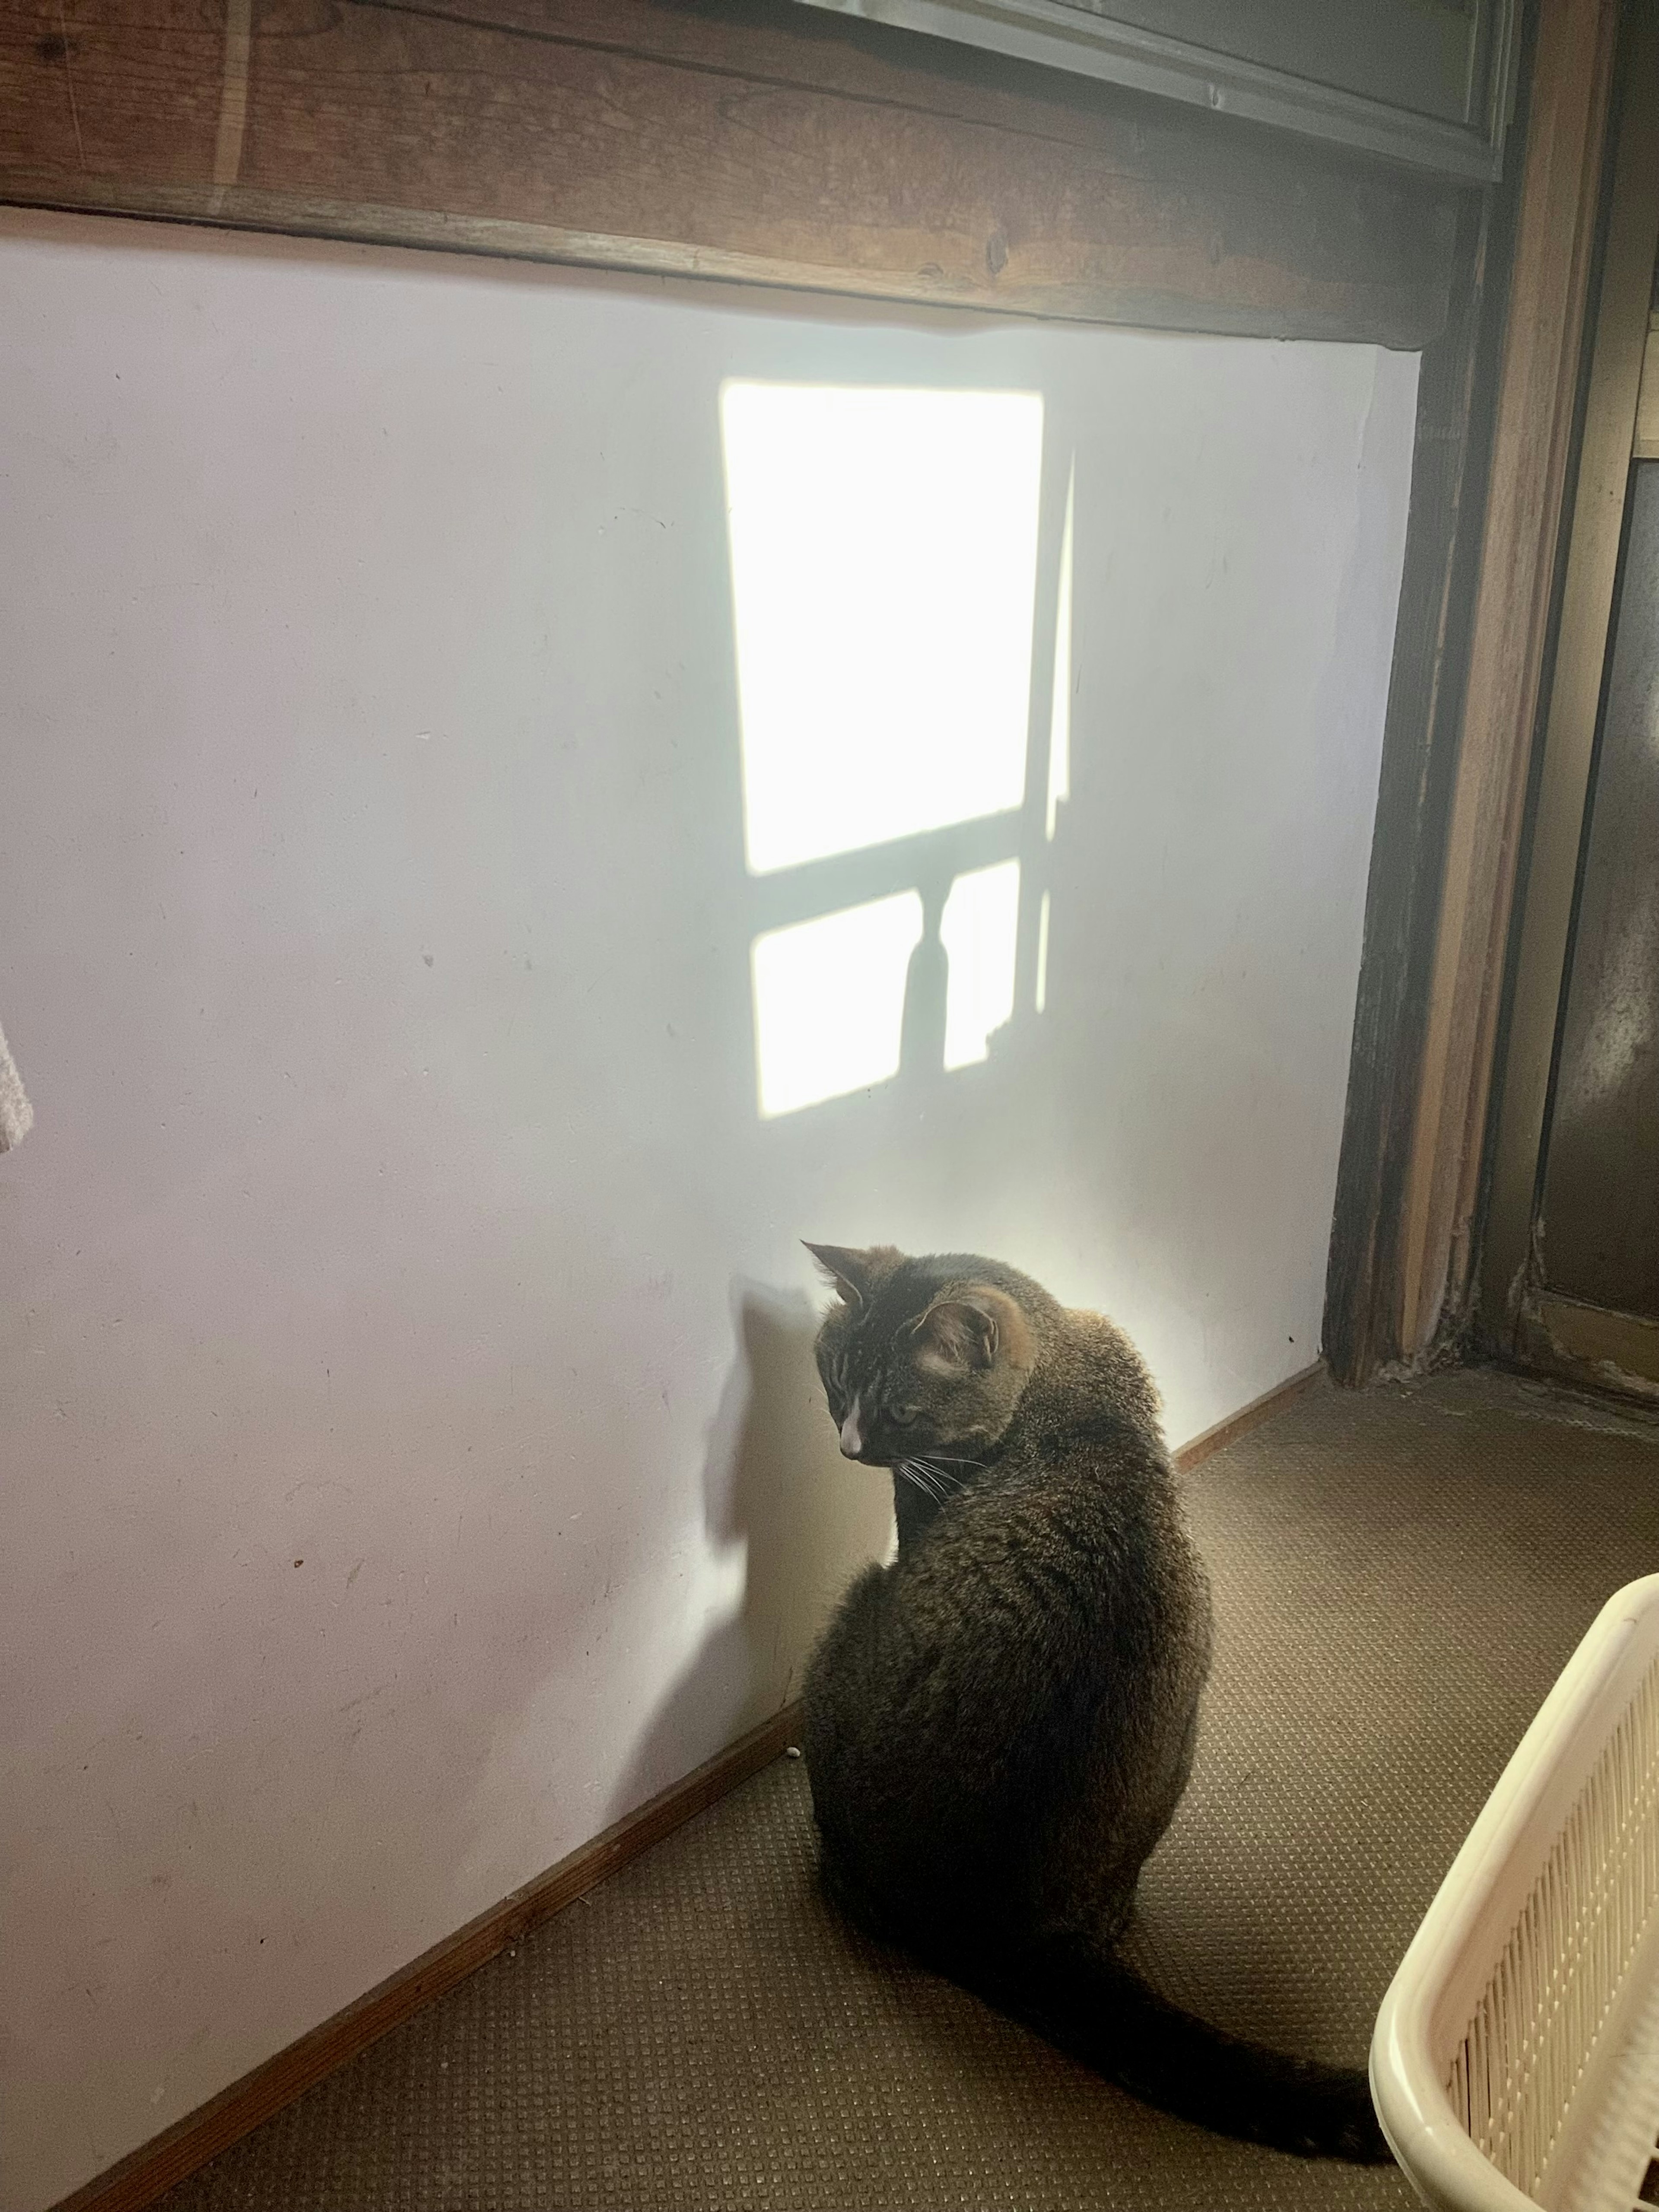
[798,1242,1387,2162]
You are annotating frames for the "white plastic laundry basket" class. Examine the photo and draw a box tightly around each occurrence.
[1373,1574,1659,2212]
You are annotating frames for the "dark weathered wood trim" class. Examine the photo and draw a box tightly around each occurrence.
[1517,1293,1659,1404]
[1323,176,1514,1385]
[0,0,1457,343]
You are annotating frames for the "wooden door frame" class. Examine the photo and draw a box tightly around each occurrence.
[1479,0,1659,1392]
[1325,0,1626,1383]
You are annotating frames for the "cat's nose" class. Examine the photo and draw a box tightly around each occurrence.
[839,1399,864,1458]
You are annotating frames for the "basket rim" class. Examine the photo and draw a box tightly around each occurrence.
[1369,1571,1659,2212]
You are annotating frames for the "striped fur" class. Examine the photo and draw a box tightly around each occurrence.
[799,1245,1386,2162]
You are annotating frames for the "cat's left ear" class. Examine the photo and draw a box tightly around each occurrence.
[912,1297,998,1372]
[912,1287,1032,1374]
[804,1242,875,1309]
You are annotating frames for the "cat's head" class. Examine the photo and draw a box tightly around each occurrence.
[804,1242,1037,1467]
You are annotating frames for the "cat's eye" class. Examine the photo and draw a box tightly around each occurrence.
[890,1406,919,1426]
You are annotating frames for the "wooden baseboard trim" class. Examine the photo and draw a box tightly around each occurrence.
[1173,1359,1327,1475]
[52,1367,1316,2212]
[53,1701,802,2212]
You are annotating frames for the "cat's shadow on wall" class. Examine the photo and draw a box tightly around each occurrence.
[612,1280,893,1819]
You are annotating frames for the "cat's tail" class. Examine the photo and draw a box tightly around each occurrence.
[938,1932,1389,2162]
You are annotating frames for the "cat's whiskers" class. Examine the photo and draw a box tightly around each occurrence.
[910,1456,971,1492]
[898,1459,948,1502]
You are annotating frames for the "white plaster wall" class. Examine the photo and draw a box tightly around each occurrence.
[0,210,1417,2212]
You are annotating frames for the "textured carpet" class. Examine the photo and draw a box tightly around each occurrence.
[155,1365,1659,2212]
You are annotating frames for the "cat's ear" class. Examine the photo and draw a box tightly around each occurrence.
[912,1297,999,1372]
[804,1242,875,1309]
[912,1287,1032,1374]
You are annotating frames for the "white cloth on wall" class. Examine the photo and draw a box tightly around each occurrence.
[0,1019,33,1152]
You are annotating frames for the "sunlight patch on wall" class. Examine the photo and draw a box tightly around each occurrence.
[722,382,1044,874]
[1047,460,1075,842]
[940,860,1021,1070]
[751,892,924,1118]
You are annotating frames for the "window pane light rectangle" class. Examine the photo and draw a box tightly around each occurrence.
[722,383,1044,876]
[751,892,925,1118]
[941,859,1021,1069]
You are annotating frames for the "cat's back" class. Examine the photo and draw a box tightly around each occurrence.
[1045,1301,1166,1444]
[896,1389,1200,1693]
[947,1304,1205,1675]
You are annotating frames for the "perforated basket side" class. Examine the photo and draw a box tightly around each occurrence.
[1448,1655,1659,2207]
[1373,1576,1659,2212]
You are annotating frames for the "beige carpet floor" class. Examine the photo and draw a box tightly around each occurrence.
[154,1364,1659,2211]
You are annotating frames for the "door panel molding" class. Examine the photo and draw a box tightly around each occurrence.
[1520,1294,1659,1403]
[1480,5,1659,1362]
[791,0,1520,183]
